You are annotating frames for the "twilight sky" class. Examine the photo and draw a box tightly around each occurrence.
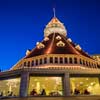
[0,0,100,70]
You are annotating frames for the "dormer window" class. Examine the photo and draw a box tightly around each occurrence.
[26,49,31,56]
[56,41,65,47]
[75,45,82,51]
[44,37,49,41]
[67,38,72,42]
[56,35,62,40]
[37,42,45,49]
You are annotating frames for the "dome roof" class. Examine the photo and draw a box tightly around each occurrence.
[25,33,91,59]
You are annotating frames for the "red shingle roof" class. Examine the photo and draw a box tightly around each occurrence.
[25,33,91,59]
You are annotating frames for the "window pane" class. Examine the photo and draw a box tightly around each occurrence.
[50,57,53,63]
[44,58,47,64]
[28,76,63,96]
[80,59,82,64]
[69,58,72,64]
[24,62,26,66]
[31,60,34,66]
[0,78,20,97]
[70,77,100,95]
[74,58,77,64]
[55,57,58,63]
[28,61,30,67]
[36,60,38,65]
[40,59,42,64]
[64,57,68,63]
[60,57,63,64]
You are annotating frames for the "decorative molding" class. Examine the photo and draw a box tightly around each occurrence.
[11,54,100,70]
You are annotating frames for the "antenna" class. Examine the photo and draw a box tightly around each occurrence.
[53,8,56,17]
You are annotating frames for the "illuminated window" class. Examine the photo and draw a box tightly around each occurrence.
[28,76,63,96]
[56,41,65,47]
[0,78,20,97]
[56,35,61,40]
[70,77,100,95]
[37,43,45,49]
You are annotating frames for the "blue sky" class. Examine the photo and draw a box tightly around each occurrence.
[0,0,100,70]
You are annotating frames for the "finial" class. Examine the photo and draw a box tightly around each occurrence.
[53,8,56,17]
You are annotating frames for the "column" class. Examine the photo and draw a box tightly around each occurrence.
[62,73,70,96]
[20,71,29,97]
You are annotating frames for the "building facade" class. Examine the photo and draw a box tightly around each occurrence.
[0,16,100,98]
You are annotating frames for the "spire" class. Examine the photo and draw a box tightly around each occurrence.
[53,8,56,18]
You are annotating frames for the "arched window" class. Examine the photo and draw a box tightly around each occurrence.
[69,58,72,64]
[55,57,58,63]
[64,57,68,63]
[44,57,47,64]
[60,57,63,64]
[27,61,30,67]
[74,58,77,64]
[50,57,53,63]
[31,60,34,66]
